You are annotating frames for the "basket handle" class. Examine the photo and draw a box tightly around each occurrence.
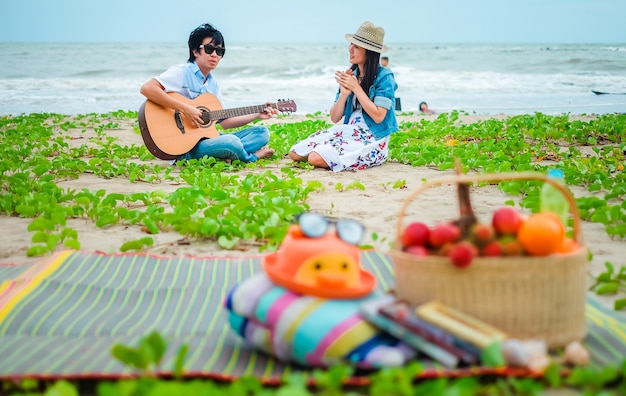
[395,171,583,245]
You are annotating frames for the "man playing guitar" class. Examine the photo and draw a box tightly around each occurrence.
[139,23,277,163]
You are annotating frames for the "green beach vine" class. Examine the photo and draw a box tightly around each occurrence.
[1,110,625,299]
[1,110,626,394]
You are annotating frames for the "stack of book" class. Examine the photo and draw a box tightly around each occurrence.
[359,294,507,368]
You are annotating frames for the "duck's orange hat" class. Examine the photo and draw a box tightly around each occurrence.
[263,225,376,299]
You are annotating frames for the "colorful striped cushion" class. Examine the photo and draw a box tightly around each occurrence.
[225,273,415,368]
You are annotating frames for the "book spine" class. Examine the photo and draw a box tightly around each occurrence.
[415,302,507,349]
[380,307,481,365]
[364,311,460,369]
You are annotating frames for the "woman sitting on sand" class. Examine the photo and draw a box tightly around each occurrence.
[288,21,399,172]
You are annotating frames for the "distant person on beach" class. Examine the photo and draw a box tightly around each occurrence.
[419,101,435,115]
[139,23,277,163]
[288,21,398,172]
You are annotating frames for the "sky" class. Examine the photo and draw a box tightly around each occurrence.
[1,0,625,44]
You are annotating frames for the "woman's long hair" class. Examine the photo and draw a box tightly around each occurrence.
[350,49,380,107]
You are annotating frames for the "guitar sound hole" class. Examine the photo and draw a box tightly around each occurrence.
[198,107,213,127]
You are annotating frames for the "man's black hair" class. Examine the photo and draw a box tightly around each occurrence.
[187,23,225,62]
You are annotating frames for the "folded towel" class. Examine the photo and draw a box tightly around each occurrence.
[224,273,415,368]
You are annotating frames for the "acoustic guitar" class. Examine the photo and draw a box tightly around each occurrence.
[138,92,297,160]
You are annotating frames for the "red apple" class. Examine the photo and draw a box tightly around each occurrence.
[499,236,524,256]
[448,241,478,268]
[492,206,524,235]
[437,242,455,256]
[404,245,429,257]
[401,221,431,247]
[470,222,496,246]
[481,241,503,257]
[429,223,461,248]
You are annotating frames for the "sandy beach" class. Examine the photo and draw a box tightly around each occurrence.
[1,113,624,309]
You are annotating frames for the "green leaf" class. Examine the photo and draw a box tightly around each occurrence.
[217,235,239,249]
[139,331,168,367]
[228,376,263,395]
[346,180,366,190]
[63,238,81,250]
[44,380,79,396]
[75,196,91,207]
[120,237,154,252]
[27,245,50,257]
[207,189,228,201]
[19,378,40,391]
[481,341,506,368]
[312,363,353,391]
[543,362,562,387]
[595,282,620,295]
[173,343,189,379]
[200,218,220,235]
[60,228,78,240]
[111,344,149,370]
[597,272,612,283]
[28,217,52,232]
[142,218,159,234]
[615,298,626,311]
[101,193,125,207]
[392,179,406,189]
[275,372,313,396]
[15,204,37,217]
[32,231,50,244]
[96,213,118,228]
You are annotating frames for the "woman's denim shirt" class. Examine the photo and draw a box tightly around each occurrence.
[335,66,398,140]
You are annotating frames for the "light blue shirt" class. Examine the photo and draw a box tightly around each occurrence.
[155,61,224,105]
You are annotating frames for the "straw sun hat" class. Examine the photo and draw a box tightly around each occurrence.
[345,21,388,53]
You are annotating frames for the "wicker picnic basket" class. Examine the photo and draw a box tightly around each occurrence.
[390,171,589,348]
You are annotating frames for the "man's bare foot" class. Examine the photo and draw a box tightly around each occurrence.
[255,147,275,159]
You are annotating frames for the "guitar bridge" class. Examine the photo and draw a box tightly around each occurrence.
[174,111,185,134]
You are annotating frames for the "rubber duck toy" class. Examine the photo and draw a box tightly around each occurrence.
[263,216,375,299]
[224,213,415,368]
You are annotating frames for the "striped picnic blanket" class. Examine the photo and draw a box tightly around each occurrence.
[0,250,625,383]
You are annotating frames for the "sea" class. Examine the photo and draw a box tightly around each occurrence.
[1,42,625,116]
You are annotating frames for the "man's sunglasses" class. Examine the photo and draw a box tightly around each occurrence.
[295,213,365,245]
[199,44,226,57]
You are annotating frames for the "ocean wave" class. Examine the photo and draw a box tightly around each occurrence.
[1,42,625,116]
[70,69,117,77]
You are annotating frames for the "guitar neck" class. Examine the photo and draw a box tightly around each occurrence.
[207,103,277,121]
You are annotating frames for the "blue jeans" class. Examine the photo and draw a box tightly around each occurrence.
[180,125,270,163]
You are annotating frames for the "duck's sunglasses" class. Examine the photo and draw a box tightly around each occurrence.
[199,44,226,57]
[295,213,365,245]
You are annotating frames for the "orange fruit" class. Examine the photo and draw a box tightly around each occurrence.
[556,237,580,254]
[517,212,565,256]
